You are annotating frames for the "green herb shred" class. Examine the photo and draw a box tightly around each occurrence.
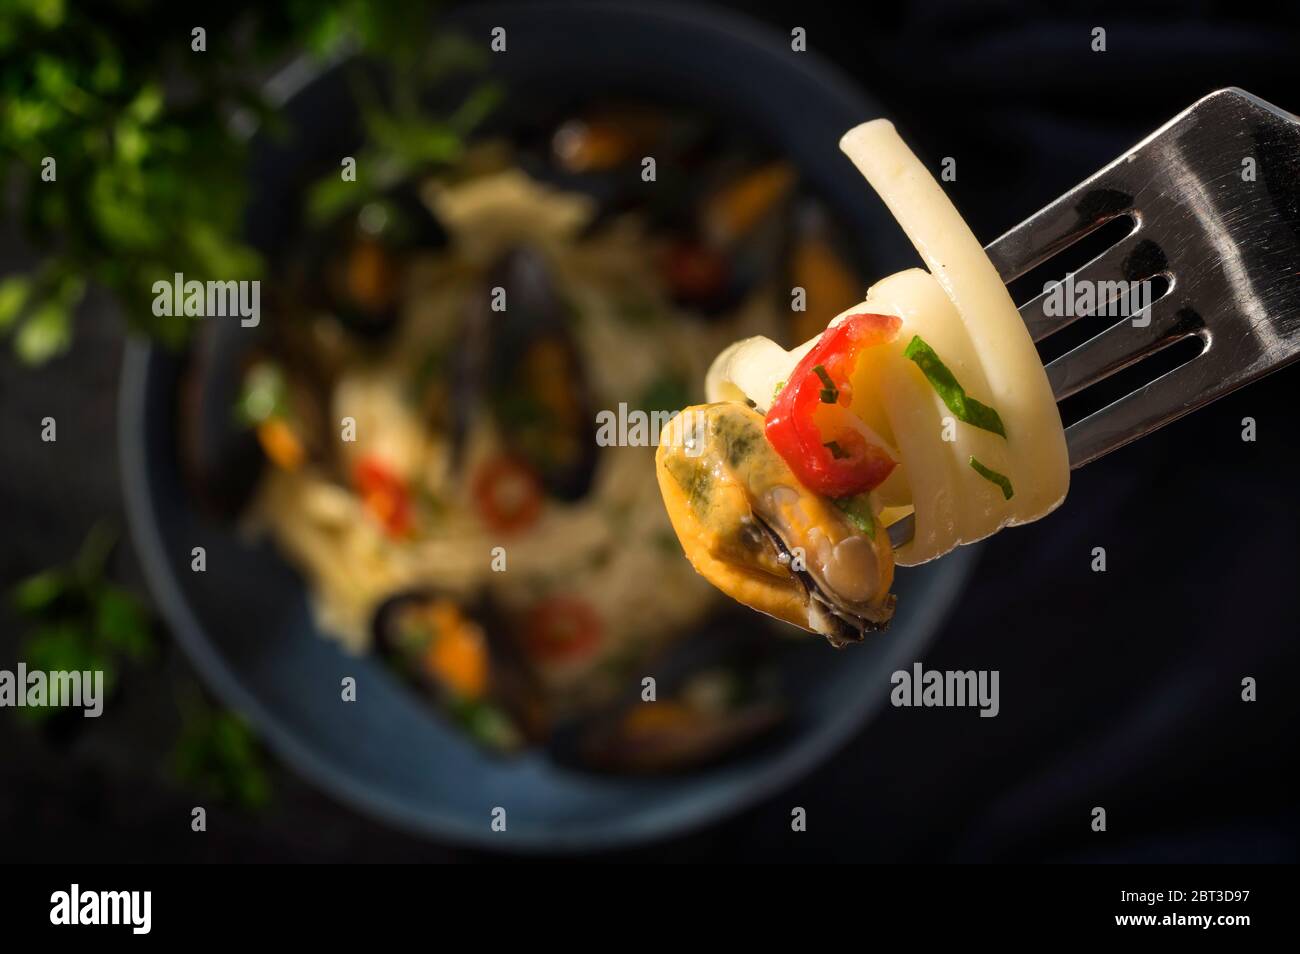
[823,440,849,460]
[812,364,839,404]
[235,361,289,426]
[968,456,1014,499]
[833,494,876,539]
[903,336,1006,438]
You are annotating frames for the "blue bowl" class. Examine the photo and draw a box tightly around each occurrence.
[119,1,977,852]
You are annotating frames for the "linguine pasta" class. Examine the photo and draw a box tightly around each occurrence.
[701,121,1068,568]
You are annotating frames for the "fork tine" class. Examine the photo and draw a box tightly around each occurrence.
[984,176,1136,284]
[883,90,1300,550]
[985,87,1288,286]
[1064,340,1213,467]
[1045,290,1200,400]
[980,91,1228,285]
[886,321,1204,547]
[1015,224,1150,341]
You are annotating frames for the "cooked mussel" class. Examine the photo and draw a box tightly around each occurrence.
[179,325,268,518]
[372,589,547,750]
[655,403,895,647]
[300,184,448,340]
[658,162,795,317]
[548,624,788,774]
[786,198,864,344]
[452,246,598,500]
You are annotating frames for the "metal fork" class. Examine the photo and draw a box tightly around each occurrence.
[889,87,1300,549]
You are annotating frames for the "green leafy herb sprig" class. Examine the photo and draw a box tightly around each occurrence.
[902,335,1006,438]
[306,31,502,227]
[171,696,271,810]
[0,0,486,363]
[10,520,274,806]
[8,521,154,721]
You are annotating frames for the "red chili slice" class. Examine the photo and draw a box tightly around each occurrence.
[524,596,603,661]
[353,453,413,537]
[472,455,543,534]
[764,312,901,499]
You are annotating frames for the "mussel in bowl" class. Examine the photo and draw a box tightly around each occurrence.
[296,183,449,340]
[549,624,789,774]
[373,589,545,751]
[450,245,598,501]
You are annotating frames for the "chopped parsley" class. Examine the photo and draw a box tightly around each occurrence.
[812,364,838,404]
[235,361,289,426]
[833,494,876,539]
[969,456,1014,499]
[903,336,1006,438]
[823,440,849,460]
